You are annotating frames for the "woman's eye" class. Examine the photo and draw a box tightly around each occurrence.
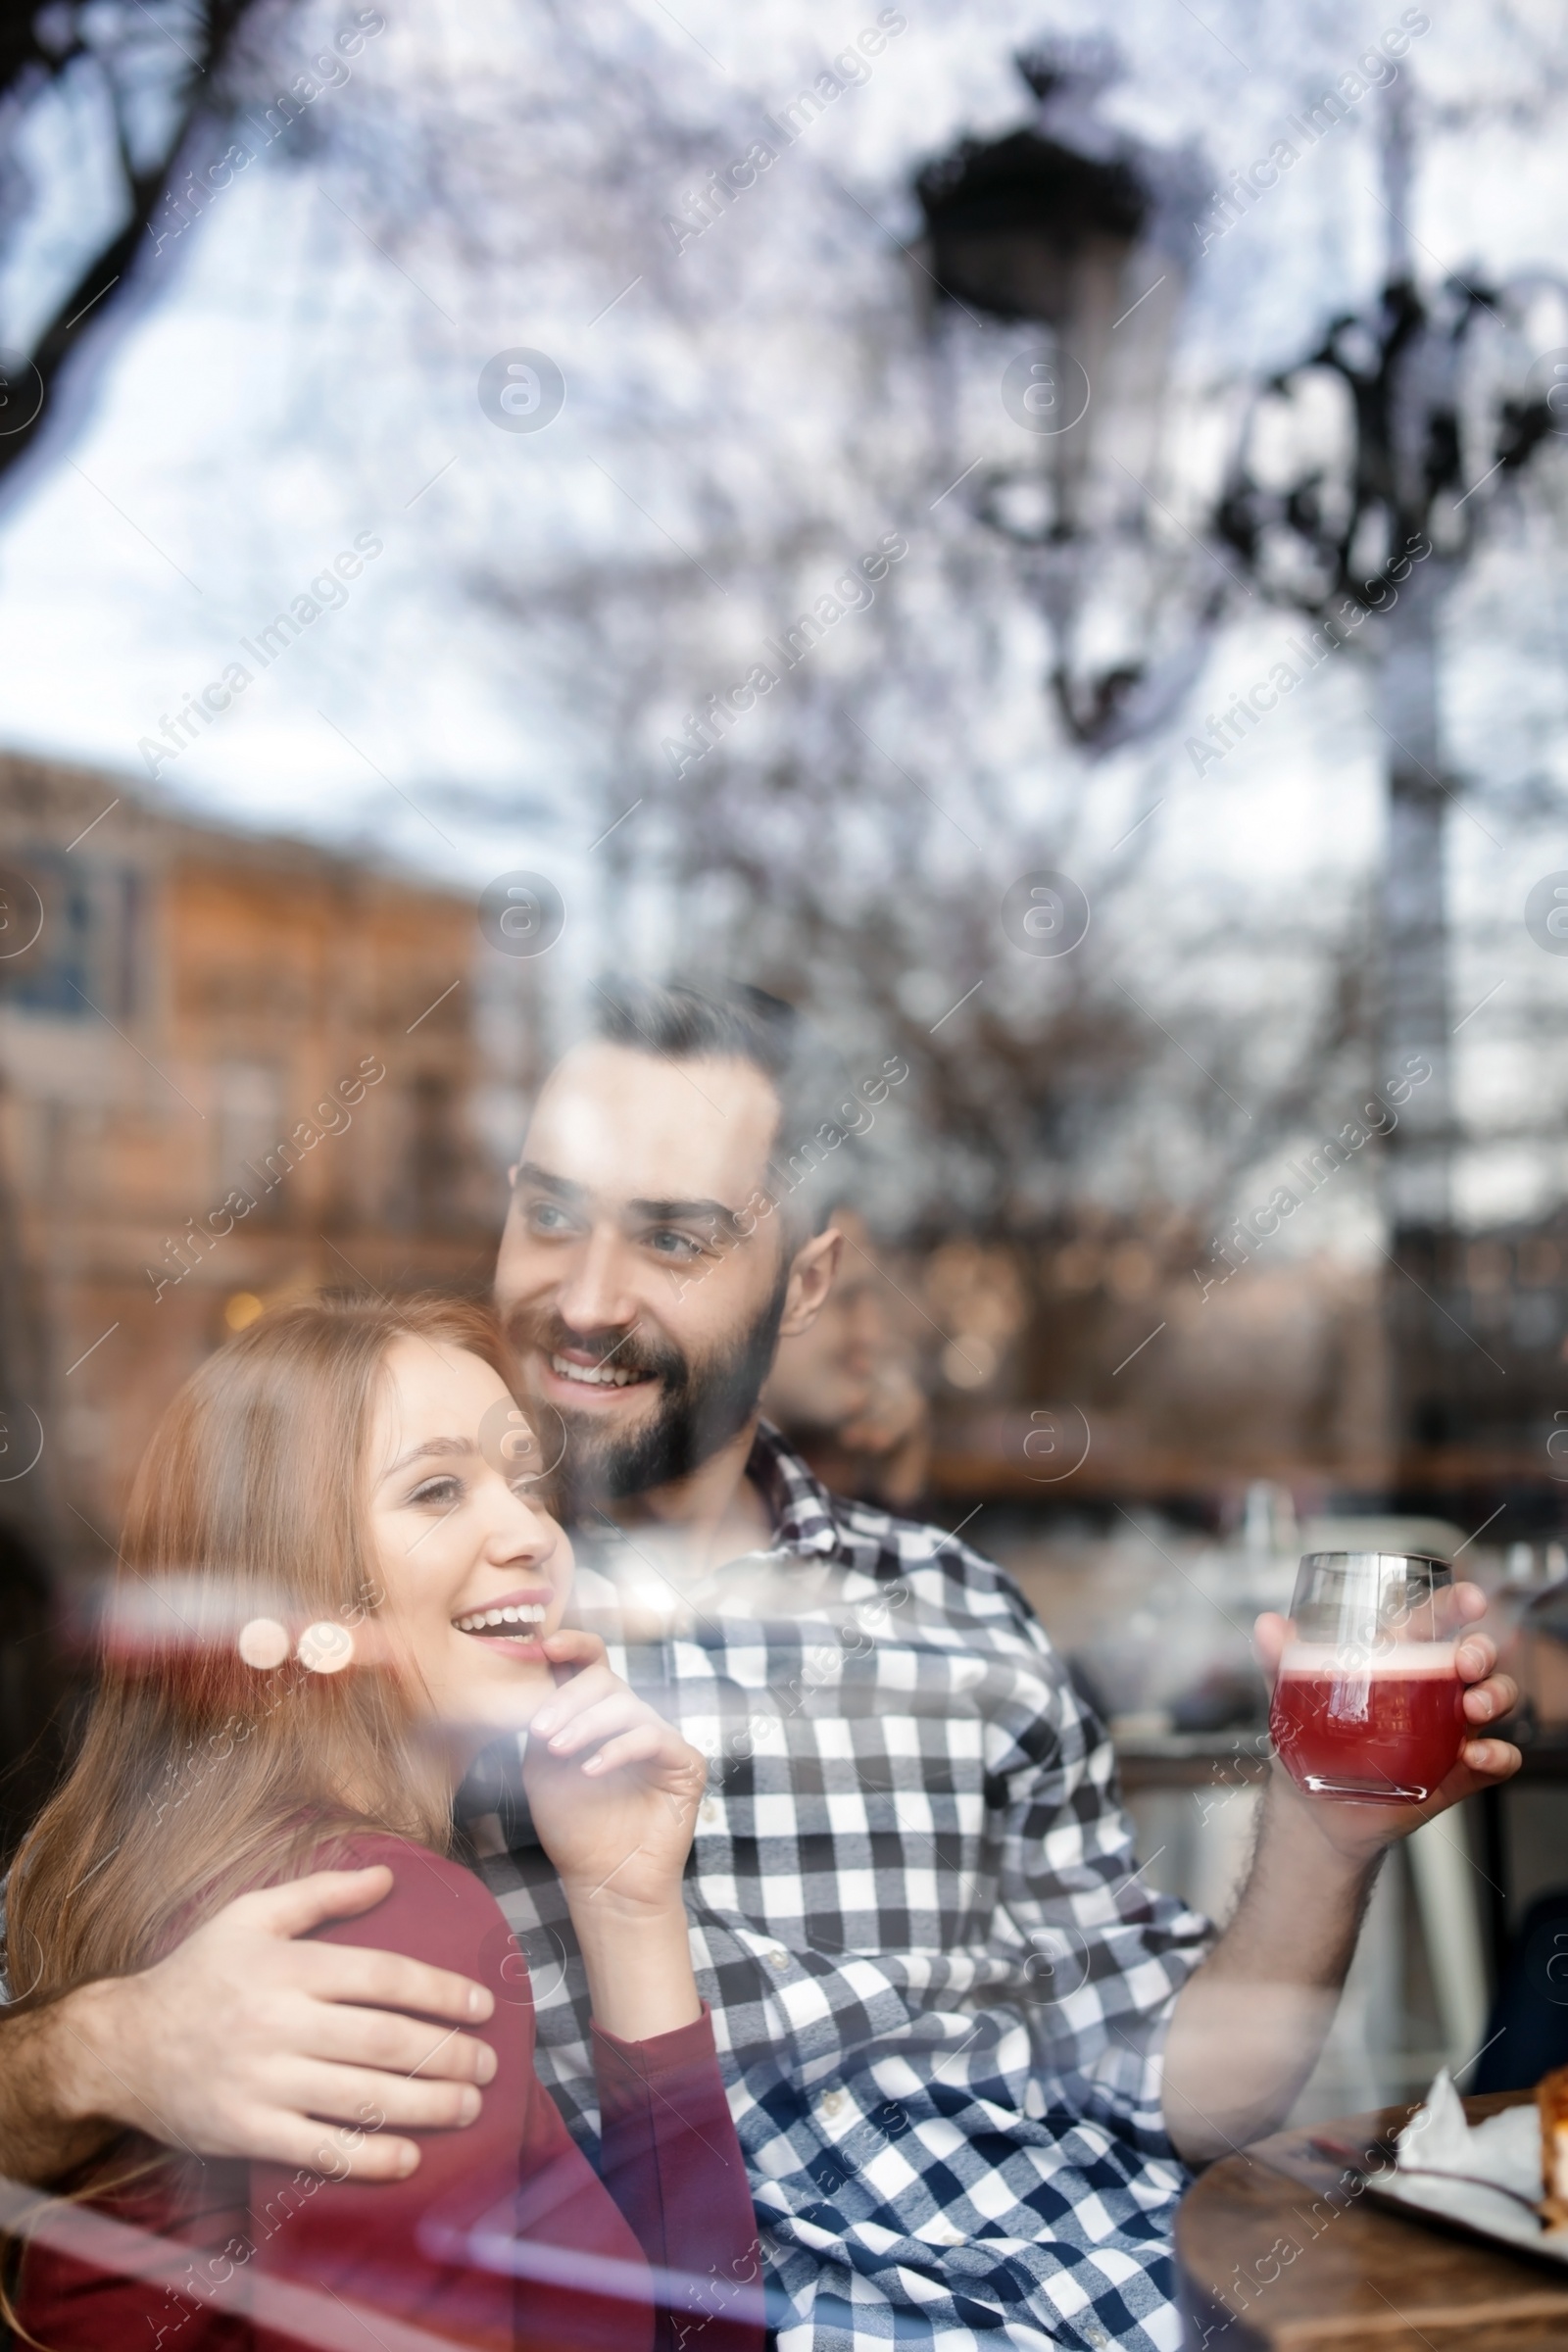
[408,1475,463,1508]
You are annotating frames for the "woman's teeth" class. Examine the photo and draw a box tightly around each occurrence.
[455,1604,548,1636]
[550,1354,646,1387]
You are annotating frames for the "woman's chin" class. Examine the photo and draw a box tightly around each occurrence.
[443,1658,559,1733]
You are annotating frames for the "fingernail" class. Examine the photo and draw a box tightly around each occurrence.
[396,2143,417,2177]
[477,2046,498,2082]
[466,1985,488,2020]
[458,2087,481,2124]
[533,1711,556,1735]
[583,1754,605,1773]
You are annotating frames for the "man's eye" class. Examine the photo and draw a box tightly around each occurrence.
[408,1475,463,1507]
[527,1201,575,1235]
[648,1230,705,1261]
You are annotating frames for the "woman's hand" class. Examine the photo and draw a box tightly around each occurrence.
[522,1632,708,2040]
[522,1630,707,1915]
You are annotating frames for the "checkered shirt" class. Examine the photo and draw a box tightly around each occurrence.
[474,1425,1214,2352]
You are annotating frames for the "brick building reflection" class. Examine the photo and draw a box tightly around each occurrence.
[0,754,535,1850]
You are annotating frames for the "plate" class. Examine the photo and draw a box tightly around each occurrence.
[1361,2169,1568,2270]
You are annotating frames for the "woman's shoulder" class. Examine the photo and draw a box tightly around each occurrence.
[299,1829,510,1977]
[306,1825,466,1879]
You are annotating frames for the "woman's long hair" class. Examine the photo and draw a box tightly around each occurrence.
[6,1293,520,2007]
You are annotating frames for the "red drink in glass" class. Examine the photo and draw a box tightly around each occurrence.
[1270,1551,1464,1804]
[1270,1642,1463,1803]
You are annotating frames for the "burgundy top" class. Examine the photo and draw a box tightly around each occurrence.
[16,1833,762,2352]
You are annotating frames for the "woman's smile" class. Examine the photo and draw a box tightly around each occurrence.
[368,1337,575,1734]
[450,1584,556,1659]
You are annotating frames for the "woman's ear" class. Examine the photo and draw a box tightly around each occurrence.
[778,1227,844,1339]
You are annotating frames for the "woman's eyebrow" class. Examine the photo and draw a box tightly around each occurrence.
[382,1436,477,1480]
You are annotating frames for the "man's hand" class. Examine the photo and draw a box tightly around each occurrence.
[49,1868,495,2180]
[1254,1585,1521,1856]
[1164,1586,1519,2166]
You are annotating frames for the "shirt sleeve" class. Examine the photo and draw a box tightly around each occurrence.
[978,1570,1215,2153]
[592,2006,763,2352]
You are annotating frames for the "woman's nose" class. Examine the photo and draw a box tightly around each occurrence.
[489,1488,558,1566]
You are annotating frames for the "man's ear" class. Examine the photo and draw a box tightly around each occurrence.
[778,1226,843,1339]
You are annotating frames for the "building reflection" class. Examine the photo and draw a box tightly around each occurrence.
[0,752,542,1850]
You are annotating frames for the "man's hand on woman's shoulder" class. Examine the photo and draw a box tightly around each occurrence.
[2,1865,496,2185]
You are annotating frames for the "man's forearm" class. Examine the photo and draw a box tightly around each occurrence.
[1161,1776,1381,2166]
[0,1986,120,2185]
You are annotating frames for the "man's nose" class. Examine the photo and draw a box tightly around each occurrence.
[553,1226,642,1335]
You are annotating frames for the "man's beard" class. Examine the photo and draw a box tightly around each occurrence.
[506,1265,790,1523]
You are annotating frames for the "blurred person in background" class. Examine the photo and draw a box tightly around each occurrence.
[3,1295,759,2352]
[1473,1577,1568,2094]
[760,1202,930,1509]
[0,979,1524,2352]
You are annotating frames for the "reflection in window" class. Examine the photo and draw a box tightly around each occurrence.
[396,1073,466,1232]
[1,854,141,1021]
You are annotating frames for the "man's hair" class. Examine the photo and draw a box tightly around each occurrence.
[589,974,856,1239]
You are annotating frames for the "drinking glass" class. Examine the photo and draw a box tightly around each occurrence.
[1269,1552,1465,1804]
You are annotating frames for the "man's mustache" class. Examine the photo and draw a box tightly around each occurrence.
[506,1308,687,1387]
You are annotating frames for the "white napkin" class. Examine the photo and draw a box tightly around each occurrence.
[1386,2068,1547,2243]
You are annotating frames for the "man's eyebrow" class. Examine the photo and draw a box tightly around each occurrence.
[513,1161,588,1201]
[382,1436,476,1480]
[515,1161,746,1235]
[628,1197,745,1236]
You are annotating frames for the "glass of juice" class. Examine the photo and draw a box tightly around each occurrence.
[1269,1551,1465,1804]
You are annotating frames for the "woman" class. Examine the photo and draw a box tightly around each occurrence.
[5,1295,761,2351]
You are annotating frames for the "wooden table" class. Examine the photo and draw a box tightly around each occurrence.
[1176,2091,1568,2349]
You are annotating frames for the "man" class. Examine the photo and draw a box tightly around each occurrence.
[0,978,1519,2352]
[760,1201,930,1508]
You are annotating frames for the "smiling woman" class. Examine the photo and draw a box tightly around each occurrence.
[4,1295,760,2352]
[365,1330,575,1736]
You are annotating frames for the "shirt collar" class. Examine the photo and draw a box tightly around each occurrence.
[746,1419,843,1556]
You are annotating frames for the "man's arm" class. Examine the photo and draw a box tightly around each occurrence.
[0,1998,120,2184]
[0,1868,499,2186]
[1162,1600,1519,2164]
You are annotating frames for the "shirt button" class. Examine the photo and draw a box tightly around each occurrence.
[930,2218,965,2246]
[1083,2329,1110,2350]
[820,2088,846,2118]
[766,1947,790,1972]
[700,1797,719,1826]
